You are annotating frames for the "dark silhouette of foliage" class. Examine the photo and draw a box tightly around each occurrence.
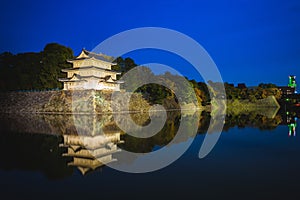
[39,43,74,89]
[0,43,73,91]
[0,43,282,104]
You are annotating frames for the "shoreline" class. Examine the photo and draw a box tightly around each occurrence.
[0,90,281,115]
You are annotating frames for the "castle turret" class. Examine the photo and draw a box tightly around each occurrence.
[59,49,122,91]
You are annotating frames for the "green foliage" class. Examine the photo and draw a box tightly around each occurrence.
[0,42,282,105]
[0,43,73,91]
[0,52,42,91]
[112,57,137,76]
[197,82,211,105]
[112,57,282,106]
[258,83,277,89]
[39,43,74,89]
[208,81,282,101]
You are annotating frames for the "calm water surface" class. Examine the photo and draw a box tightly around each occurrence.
[0,110,299,199]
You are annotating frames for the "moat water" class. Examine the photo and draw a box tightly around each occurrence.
[0,109,299,199]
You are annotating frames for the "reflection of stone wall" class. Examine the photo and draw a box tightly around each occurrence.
[0,90,150,114]
[0,113,55,135]
[0,112,152,136]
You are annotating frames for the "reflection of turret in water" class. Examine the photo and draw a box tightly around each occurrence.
[58,115,124,175]
[60,133,122,175]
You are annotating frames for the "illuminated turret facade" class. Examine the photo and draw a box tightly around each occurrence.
[59,49,122,91]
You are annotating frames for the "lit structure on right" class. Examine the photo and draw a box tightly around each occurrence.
[288,75,297,93]
[279,75,296,96]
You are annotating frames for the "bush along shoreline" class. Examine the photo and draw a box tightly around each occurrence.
[0,89,280,114]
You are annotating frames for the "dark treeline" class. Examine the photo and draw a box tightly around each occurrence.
[0,43,73,91]
[0,43,281,105]
[113,53,282,105]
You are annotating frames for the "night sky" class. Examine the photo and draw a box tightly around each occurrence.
[1,0,300,86]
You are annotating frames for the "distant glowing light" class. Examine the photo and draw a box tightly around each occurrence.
[288,118,297,137]
[288,75,297,92]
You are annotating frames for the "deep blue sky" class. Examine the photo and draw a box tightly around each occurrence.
[1,0,300,86]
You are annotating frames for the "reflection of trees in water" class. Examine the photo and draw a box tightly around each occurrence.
[119,111,181,153]
[197,111,211,134]
[94,110,290,153]
[0,108,297,178]
[0,131,73,179]
[223,113,283,131]
[119,111,201,153]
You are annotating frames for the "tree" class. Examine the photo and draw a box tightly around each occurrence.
[39,43,74,89]
[0,43,74,91]
[0,52,42,91]
[197,82,211,105]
